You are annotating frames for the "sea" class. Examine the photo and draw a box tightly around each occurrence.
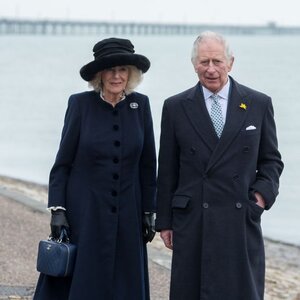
[0,34,299,245]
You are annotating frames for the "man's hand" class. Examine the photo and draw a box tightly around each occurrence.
[160,229,173,250]
[254,192,266,209]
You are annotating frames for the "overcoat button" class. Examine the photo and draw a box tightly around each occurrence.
[189,147,196,155]
[203,202,209,209]
[233,174,239,180]
[111,190,117,197]
[113,157,119,163]
[243,146,250,153]
[111,206,117,213]
[236,202,242,209]
[113,124,119,131]
[114,140,121,147]
[113,173,119,180]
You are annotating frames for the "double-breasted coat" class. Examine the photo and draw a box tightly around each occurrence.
[34,91,157,300]
[155,78,283,300]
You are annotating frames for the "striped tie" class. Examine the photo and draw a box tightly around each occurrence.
[210,94,224,138]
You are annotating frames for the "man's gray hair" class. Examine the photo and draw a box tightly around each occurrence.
[191,31,233,66]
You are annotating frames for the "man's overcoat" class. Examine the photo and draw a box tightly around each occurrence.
[34,91,156,300]
[155,78,283,300]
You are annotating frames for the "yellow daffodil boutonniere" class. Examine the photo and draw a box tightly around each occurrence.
[239,103,247,110]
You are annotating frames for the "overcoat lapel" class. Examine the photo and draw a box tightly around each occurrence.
[206,79,251,171]
[182,84,219,152]
[182,80,252,172]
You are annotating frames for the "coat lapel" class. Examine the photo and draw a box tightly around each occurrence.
[181,80,252,171]
[182,83,219,152]
[206,78,251,171]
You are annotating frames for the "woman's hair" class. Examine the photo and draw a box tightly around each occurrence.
[191,31,233,67]
[88,65,143,94]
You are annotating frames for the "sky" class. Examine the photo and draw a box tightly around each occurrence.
[1,0,300,26]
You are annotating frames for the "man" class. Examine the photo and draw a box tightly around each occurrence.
[155,31,284,300]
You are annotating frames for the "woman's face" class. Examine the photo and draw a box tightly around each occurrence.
[101,66,129,98]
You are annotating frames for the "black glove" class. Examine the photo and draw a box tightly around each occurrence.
[50,209,70,239]
[142,212,156,243]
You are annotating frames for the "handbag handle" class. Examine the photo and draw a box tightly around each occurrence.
[49,227,70,243]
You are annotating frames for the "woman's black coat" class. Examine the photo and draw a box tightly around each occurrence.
[34,91,157,300]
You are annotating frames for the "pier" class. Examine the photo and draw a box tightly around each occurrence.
[1,18,300,35]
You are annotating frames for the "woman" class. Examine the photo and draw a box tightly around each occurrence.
[34,37,157,300]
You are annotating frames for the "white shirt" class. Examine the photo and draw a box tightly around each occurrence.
[202,78,231,123]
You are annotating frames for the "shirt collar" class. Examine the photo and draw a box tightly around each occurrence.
[202,78,231,101]
[99,90,126,103]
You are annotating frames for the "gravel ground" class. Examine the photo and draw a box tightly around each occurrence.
[1,176,300,300]
[0,188,170,299]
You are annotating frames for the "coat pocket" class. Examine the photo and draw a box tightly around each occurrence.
[241,127,261,136]
[247,199,264,222]
[172,195,191,209]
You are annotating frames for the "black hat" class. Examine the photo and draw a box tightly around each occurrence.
[80,37,150,81]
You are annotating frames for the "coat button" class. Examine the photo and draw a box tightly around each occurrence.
[189,147,196,155]
[114,140,121,147]
[233,174,239,180]
[113,110,118,116]
[113,173,119,180]
[243,146,250,153]
[111,206,117,213]
[203,202,209,209]
[111,190,117,197]
[113,157,119,164]
[236,202,242,209]
[113,124,119,131]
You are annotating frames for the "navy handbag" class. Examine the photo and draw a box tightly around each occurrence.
[36,228,77,277]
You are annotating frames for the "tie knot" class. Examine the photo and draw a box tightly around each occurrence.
[211,94,219,102]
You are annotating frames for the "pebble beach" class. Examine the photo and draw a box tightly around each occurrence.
[0,175,299,299]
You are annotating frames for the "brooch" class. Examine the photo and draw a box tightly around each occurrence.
[130,102,139,109]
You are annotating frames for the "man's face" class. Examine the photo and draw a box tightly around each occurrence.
[194,39,234,93]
